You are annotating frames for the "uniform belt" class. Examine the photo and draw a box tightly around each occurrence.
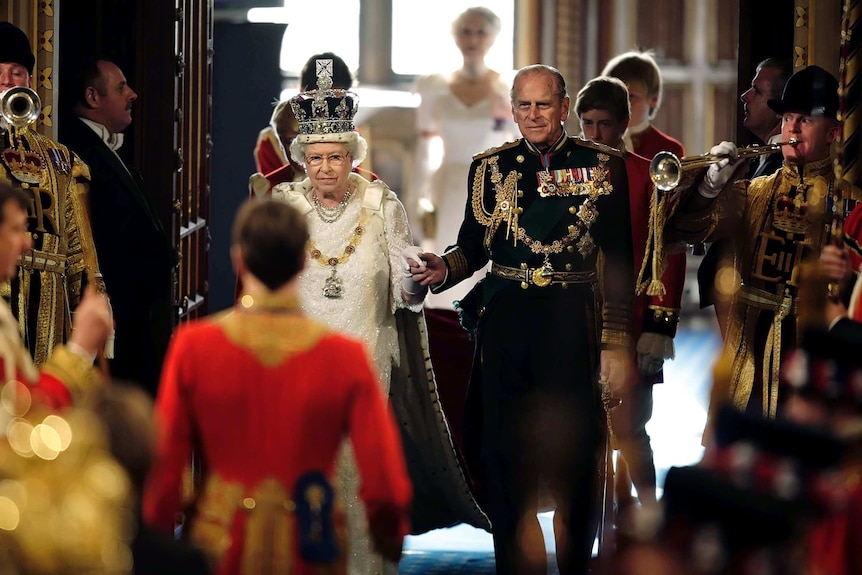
[738,285,796,317]
[18,250,67,275]
[490,262,596,287]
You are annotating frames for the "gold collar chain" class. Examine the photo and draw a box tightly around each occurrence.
[306,210,369,299]
[514,198,598,259]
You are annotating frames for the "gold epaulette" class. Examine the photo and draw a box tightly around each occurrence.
[472,139,521,161]
[71,152,91,180]
[573,136,623,157]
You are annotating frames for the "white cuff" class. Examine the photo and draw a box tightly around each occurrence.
[65,341,97,365]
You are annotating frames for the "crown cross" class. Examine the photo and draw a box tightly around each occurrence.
[289,58,358,137]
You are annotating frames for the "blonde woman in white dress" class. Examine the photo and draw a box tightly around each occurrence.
[414,6,516,309]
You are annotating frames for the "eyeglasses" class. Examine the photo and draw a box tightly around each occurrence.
[305,153,350,167]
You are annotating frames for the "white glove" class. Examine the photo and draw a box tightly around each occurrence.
[636,332,675,376]
[698,141,743,198]
[249,172,269,197]
[399,246,426,273]
[400,246,427,295]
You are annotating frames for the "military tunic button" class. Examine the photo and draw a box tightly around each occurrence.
[31,233,38,240]
[520,263,528,269]
[567,246,574,253]
[561,282,568,289]
[516,207,524,214]
[565,263,572,271]
[521,281,529,289]
[242,497,256,510]
[569,206,576,214]
[516,155,525,163]
[20,183,29,189]
[517,190,524,197]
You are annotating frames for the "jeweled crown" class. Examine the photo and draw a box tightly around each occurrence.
[289,59,358,136]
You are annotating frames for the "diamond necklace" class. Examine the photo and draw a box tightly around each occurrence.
[311,187,353,223]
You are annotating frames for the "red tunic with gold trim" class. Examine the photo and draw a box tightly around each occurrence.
[142,304,412,575]
[627,151,685,382]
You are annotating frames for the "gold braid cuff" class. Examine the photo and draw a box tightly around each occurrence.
[601,329,630,349]
[434,247,470,291]
[40,345,104,402]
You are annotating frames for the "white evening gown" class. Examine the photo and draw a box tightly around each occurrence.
[274,173,419,575]
[415,72,516,309]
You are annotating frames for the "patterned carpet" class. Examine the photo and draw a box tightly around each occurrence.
[400,550,501,574]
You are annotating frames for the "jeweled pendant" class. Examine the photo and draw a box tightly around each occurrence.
[531,262,553,287]
[537,170,557,197]
[323,267,343,299]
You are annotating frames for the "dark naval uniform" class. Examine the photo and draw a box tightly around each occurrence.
[0,125,103,366]
[433,131,633,574]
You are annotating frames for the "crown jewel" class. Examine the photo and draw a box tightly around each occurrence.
[289,59,358,137]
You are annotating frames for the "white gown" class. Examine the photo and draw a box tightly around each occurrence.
[273,173,420,575]
[414,72,516,309]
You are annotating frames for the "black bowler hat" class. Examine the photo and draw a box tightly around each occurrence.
[0,22,35,74]
[767,65,838,119]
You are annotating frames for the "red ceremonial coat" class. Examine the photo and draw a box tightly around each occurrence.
[253,127,288,176]
[627,151,686,384]
[142,303,412,575]
[630,124,684,164]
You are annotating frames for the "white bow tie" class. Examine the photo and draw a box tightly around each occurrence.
[105,132,124,152]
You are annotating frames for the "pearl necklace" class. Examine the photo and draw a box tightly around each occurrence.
[311,187,353,223]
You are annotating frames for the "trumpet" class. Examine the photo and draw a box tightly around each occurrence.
[649,139,798,191]
[0,86,41,129]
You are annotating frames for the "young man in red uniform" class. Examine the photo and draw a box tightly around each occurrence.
[575,76,686,513]
[143,199,412,575]
[0,181,112,410]
[601,50,685,162]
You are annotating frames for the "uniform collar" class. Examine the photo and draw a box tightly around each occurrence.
[524,129,568,156]
[78,117,124,152]
[781,156,833,184]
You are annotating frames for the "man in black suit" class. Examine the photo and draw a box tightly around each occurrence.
[60,58,177,396]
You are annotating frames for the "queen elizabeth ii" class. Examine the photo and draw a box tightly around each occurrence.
[260,59,488,575]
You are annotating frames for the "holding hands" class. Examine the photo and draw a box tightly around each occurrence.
[400,246,427,296]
